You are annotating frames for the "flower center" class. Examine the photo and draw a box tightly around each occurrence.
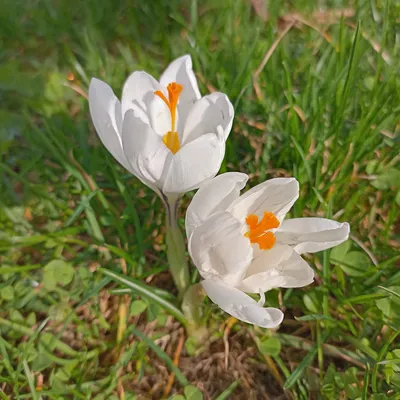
[244,212,280,250]
[154,82,182,154]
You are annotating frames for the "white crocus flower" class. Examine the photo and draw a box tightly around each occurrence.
[88,55,233,201]
[186,173,350,328]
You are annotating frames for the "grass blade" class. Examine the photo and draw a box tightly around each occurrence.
[131,327,189,386]
[215,380,240,400]
[23,361,40,400]
[284,343,318,389]
[98,267,187,326]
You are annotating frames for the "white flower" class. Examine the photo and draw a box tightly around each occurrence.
[88,55,233,197]
[186,172,350,328]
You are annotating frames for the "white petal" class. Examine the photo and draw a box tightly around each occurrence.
[121,110,171,188]
[121,71,162,116]
[229,178,299,223]
[181,92,234,145]
[146,95,173,137]
[88,78,133,173]
[188,212,252,285]
[160,55,201,128]
[185,172,248,239]
[238,245,314,293]
[162,134,224,194]
[201,279,284,328]
[275,218,350,254]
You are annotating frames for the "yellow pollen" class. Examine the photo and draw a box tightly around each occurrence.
[244,212,280,250]
[154,82,183,154]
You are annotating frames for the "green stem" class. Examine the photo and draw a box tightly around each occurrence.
[182,283,208,341]
[163,195,208,340]
[164,196,190,300]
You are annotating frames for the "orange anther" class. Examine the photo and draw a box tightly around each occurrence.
[245,212,280,250]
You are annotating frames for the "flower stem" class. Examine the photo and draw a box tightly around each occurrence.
[182,283,208,342]
[163,195,208,341]
[164,196,190,300]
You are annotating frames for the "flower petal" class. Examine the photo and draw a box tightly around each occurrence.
[160,55,201,128]
[201,279,284,328]
[188,212,252,285]
[238,245,314,293]
[162,133,224,194]
[185,172,248,238]
[121,71,163,116]
[148,97,174,137]
[275,218,350,254]
[181,92,234,145]
[88,78,133,173]
[229,178,299,223]
[121,110,171,189]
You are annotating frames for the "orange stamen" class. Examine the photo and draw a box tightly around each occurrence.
[244,212,280,250]
[154,90,169,107]
[154,82,183,134]
[154,82,183,154]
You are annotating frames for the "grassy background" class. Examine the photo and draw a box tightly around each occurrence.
[1,0,400,398]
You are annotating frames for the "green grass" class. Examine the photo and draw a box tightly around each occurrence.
[1,0,400,398]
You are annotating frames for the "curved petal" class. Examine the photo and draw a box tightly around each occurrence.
[188,212,252,285]
[275,218,350,254]
[162,133,224,194]
[185,172,248,239]
[181,92,234,145]
[238,245,314,293]
[146,95,173,137]
[201,279,284,328]
[88,78,133,173]
[121,71,163,116]
[160,55,201,128]
[229,178,299,223]
[121,110,171,188]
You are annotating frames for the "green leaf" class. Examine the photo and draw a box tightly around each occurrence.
[303,293,319,313]
[1,286,14,301]
[10,310,24,323]
[295,314,338,322]
[376,287,400,318]
[184,385,203,400]
[43,260,75,290]
[31,353,53,371]
[346,293,389,304]
[330,240,351,264]
[26,312,37,327]
[343,367,361,398]
[335,251,371,277]
[378,286,400,301]
[377,358,400,366]
[259,336,281,357]
[130,300,147,316]
[372,168,400,190]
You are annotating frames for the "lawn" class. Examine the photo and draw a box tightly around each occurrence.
[1,0,400,398]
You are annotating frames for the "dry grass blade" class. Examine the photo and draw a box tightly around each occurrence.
[253,21,295,91]
[163,328,185,397]
[223,317,237,369]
